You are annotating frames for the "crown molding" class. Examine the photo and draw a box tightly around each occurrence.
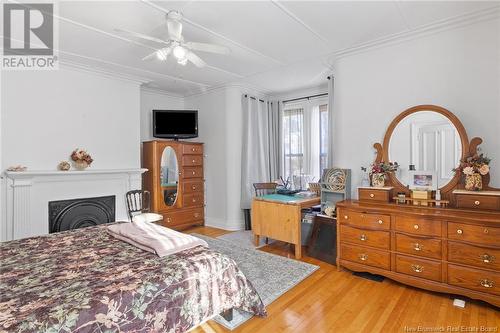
[332,5,500,60]
[140,86,185,99]
[59,60,150,85]
[183,81,272,99]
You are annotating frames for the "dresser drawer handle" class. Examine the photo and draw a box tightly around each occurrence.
[192,198,197,203]
[411,264,424,273]
[480,254,495,263]
[192,159,196,163]
[166,217,172,223]
[194,213,200,218]
[456,229,463,235]
[369,193,375,198]
[484,228,489,234]
[359,254,368,261]
[413,243,423,251]
[344,215,348,220]
[192,171,196,175]
[191,148,196,152]
[474,200,480,206]
[480,279,494,288]
[378,220,383,225]
[413,224,419,230]
[192,185,197,190]
[360,234,367,241]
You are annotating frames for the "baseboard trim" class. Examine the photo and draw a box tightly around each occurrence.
[205,217,245,231]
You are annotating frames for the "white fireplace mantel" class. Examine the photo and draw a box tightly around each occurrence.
[3,168,147,241]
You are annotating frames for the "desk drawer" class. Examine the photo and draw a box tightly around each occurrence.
[340,225,390,250]
[448,242,500,271]
[338,210,390,230]
[448,222,500,246]
[448,264,500,296]
[394,216,441,237]
[395,233,442,260]
[340,243,390,270]
[395,255,441,282]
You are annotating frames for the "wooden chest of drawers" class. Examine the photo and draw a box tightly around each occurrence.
[337,200,500,307]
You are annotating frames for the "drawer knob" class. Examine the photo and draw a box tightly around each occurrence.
[456,229,463,235]
[192,198,197,203]
[484,228,489,234]
[166,217,172,223]
[369,193,375,198]
[359,254,368,261]
[474,200,480,205]
[344,215,348,220]
[192,148,196,152]
[480,254,495,263]
[192,185,197,190]
[480,279,494,288]
[413,243,422,251]
[378,220,383,225]
[360,234,367,241]
[192,171,196,175]
[192,159,196,163]
[194,213,200,218]
[411,264,424,273]
[413,224,419,230]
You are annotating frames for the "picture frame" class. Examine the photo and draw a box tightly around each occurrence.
[408,170,437,191]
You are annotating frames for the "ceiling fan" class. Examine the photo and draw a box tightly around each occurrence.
[115,10,230,68]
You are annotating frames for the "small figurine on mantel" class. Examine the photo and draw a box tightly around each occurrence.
[453,151,491,191]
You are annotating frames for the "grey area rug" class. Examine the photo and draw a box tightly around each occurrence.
[216,230,274,248]
[193,234,319,330]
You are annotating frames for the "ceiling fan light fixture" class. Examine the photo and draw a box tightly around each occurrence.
[156,49,167,61]
[173,45,187,59]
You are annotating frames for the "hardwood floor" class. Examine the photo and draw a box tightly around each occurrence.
[187,226,499,333]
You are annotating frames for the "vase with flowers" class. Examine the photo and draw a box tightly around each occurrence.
[453,153,491,191]
[365,162,399,187]
[71,148,93,170]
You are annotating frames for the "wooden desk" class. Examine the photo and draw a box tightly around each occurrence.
[252,194,320,259]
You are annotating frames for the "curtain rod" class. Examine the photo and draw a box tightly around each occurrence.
[244,94,265,103]
[283,92,328,104]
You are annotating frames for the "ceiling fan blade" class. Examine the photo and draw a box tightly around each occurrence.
[167,18,183,41]
[184,42,230,55]
[186,51,206,68]
[142,51,158,61]
[114,28,169,45]
[142,46,172,61]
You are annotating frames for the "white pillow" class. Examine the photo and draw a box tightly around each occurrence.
[132,213,163,224]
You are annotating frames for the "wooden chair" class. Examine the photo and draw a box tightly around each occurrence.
[252,183,277,243]
[125,190,151,221]
[253,182,278,197]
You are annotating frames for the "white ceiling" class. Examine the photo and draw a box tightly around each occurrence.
[48,1,500,95]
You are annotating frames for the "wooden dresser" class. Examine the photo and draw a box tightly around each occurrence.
[337,200,500,307]
[142,140,204,230]
[337,105,500,307]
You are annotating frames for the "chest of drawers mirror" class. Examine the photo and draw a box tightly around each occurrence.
[337,105,500,307]
[142,140,205,230]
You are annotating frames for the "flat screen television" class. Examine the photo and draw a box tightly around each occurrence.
[153,110,198,139]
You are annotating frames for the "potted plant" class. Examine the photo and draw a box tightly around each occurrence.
[71,148,93,170]
[453,153,491,191]
[367,162,399,187]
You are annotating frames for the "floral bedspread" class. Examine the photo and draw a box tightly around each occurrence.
[0,224,266,333]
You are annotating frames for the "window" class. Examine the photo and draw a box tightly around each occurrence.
[282,99,328,186]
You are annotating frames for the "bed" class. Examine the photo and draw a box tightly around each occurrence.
[0,224,266,332]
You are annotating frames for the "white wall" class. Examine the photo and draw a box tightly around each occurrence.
[332,17,500,197]
[140,88,185,142]
[1,67,141,170]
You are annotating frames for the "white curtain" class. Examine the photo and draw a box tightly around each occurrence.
[327,75,335,167]
[303,103,320,180]
[240,96,281,209]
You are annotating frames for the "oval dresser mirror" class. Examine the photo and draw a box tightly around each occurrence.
[160,146,179,206]
[383,105,469,192]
